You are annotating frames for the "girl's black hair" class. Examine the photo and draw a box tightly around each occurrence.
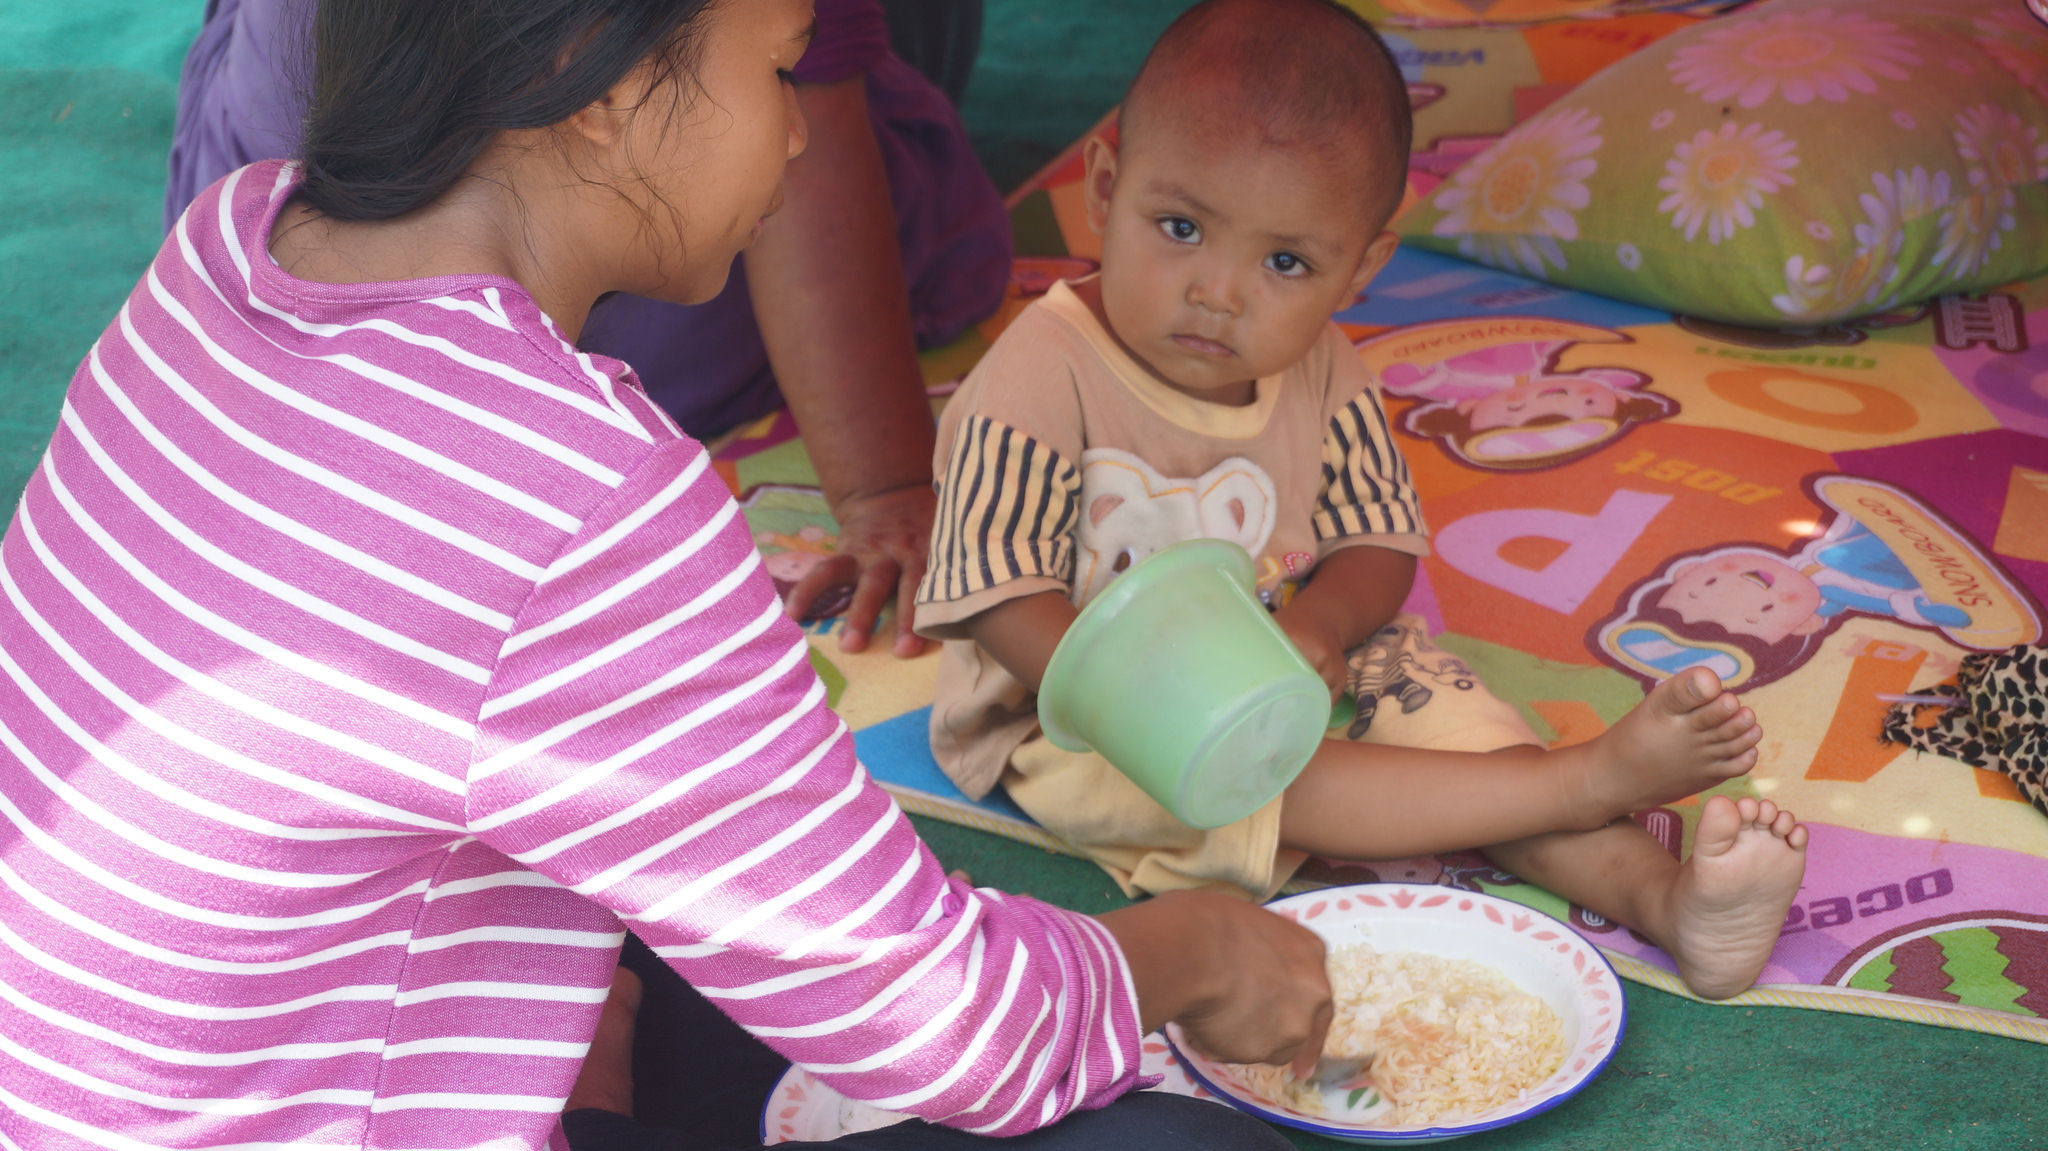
[298,0,722,221]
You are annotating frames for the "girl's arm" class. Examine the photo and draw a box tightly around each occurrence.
[470,441,1129,1131]
[469,441,1337,1128]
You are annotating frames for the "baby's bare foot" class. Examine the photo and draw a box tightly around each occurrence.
[1664,795,1808,1000]
[1558,667,1761,826]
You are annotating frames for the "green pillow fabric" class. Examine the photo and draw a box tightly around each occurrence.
[1396,0,2048,326]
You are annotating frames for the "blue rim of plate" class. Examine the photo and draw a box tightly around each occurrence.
[1164,884,1629,1143]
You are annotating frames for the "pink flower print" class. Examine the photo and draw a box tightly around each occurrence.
[1935,104,2047,279]
[1431,106,1602,277]
[1955,103,2048,195]
[1975,6,2048,102]
[1657,122,1799,244]
[1668,8,1919,108]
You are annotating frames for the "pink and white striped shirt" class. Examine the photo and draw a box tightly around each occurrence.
[0,161,1146,1151]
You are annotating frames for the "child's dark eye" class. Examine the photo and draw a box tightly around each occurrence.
[1158,217,1201,244]
[1266,251,1309,277]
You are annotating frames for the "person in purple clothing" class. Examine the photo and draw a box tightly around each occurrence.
[167,0,1012,659]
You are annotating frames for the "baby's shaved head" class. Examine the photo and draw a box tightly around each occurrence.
[1120,0,1412,228]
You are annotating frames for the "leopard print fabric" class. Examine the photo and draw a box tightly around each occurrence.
[1883,645,2048,817]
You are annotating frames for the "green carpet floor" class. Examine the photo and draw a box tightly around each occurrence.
[2,1,2043,1147]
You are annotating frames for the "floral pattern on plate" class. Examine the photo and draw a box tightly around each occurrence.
[1164,884,1626,1146]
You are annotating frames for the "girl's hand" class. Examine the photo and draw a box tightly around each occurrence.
[784,483,933,658]
[1098,889,1334,1072]
[1276,609,1348,700]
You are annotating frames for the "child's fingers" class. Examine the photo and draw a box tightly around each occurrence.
[836,556,902,653]
[785,554,859,622]
[1302,639,1346,699]
[1317,655,1346,699]
[892,557,927,658]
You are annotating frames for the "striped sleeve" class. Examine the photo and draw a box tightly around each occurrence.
[467,439,1148,1134]
[1311,389,1429,551]
[916,414,1080,617]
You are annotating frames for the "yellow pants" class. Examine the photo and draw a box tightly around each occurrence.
[1003,615,1542,899]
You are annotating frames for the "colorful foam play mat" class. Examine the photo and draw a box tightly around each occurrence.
[719,0,2048,1044]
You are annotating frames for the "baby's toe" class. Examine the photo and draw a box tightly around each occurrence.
[1720,747,1760,776]
[1693,793,1743,851]
[1658,668,1727,717]
[1709,712,1761,746]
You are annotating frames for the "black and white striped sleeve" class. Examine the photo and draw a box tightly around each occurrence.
[1312,390,1427,548]
[916,414,1081,620]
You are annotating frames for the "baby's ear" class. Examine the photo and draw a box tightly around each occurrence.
[1081,135,1120,235]
[1348,231,1401,298]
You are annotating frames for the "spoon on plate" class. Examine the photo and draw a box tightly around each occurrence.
[1305,1055,1371,1089]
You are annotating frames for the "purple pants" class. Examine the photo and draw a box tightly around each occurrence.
[166,0,1012,437]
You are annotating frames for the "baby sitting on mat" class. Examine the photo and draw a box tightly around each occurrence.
[913,0,1806,999]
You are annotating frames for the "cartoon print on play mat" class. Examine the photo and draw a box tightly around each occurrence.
[1594,474,2043,691]
[753,513,855,620]
[1823,909,2048,1014]
[1341,617,1483,739]
[1362,317,1677,472]
[1672,300,1936,350]
[1678,293,2026,360]
[1292,850,1513,894]
[1070,448,1284,605]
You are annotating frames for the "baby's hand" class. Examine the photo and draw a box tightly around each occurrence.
[1276,610,1347,700]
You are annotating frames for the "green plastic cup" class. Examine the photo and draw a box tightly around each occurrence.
[1036,539,1332,830]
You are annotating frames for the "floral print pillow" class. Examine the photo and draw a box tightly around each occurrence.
[1396,0,2048,327]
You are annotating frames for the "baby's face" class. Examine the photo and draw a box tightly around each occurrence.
[1465,378,1620,431]
[1658,553,1822,645]
[1087,128,1394,402]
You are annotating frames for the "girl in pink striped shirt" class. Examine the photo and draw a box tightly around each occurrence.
[0,1,1339,1149]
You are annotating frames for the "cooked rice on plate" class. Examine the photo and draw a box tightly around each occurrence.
[1235,942,1565,1126]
